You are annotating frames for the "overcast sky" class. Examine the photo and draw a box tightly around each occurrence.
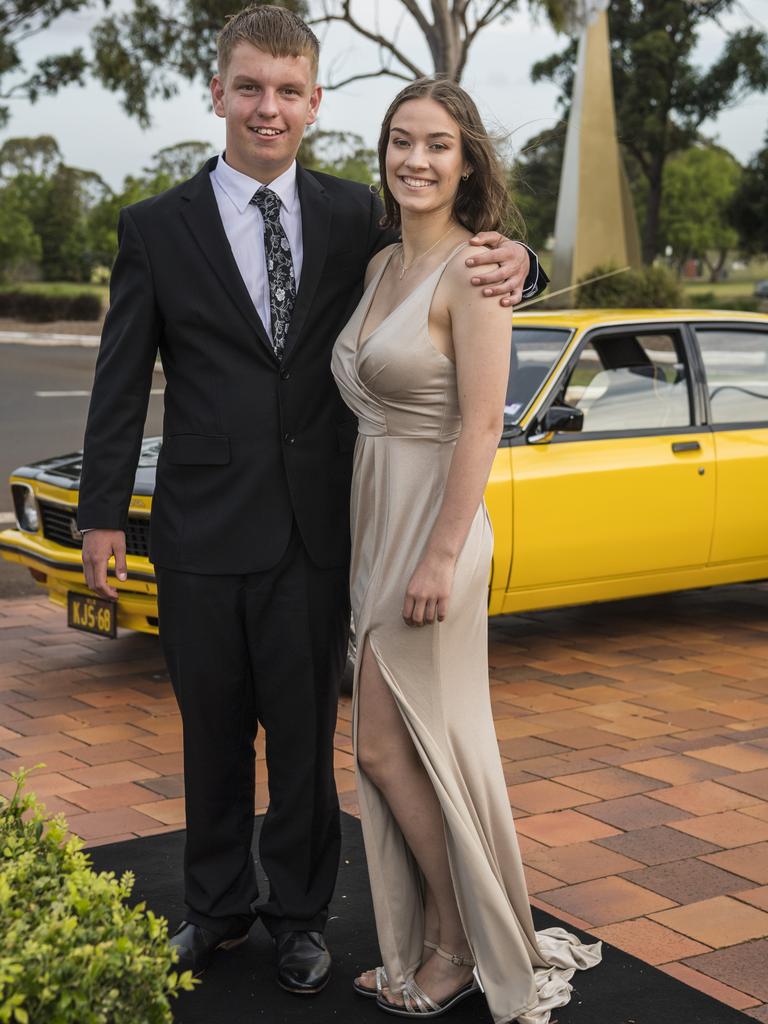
[4,0,768,190]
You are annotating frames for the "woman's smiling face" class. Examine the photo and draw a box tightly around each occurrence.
[385,97,470,220]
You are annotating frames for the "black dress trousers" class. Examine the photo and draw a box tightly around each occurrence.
[156,524,350,937]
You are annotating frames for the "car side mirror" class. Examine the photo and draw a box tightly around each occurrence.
[542,404,584,432]
[528,404,584,444]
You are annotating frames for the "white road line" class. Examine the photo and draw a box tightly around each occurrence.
[0,512,17,524]
[35,388,165,397]
[0,331,100,346]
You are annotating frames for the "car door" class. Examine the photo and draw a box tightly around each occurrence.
[692,321,768,564]
[486,324,574,613]
[505,323,716,602]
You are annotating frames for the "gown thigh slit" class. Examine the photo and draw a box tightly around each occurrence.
[332,245,602,1024]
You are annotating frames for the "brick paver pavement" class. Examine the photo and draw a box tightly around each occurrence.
[2,583,768,1017]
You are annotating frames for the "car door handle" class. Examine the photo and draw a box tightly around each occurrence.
[671,441,701,453]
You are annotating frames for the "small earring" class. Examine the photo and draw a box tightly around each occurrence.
[461,172,470,181]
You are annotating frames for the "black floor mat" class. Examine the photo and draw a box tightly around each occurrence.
[88,814,749,1024]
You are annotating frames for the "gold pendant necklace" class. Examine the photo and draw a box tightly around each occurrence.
[398,226,457,279]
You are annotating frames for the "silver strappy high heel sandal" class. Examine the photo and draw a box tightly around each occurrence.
[376,945,480,1018]
[353,940,438,999]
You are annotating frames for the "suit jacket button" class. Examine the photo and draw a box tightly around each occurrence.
[280,369,291,380]
[283,433,295,445]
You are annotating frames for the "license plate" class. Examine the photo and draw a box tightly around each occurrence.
[67,592,117,638]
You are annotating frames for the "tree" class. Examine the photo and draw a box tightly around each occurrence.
[0,134,62,180]
[0,137,62,247]
[143,141,213,182]
[310,1,565,87]
[89,0,307,127]
[0,185,41,280]
[38,165,95,280]
[87,175,165,269]
[87,140,215,266]
[660,145,741,280]
[532,0,768,263]
[510,125,565,253]
[0,0,90,128]
[83,0,566,125]
[0,135,114,280]
[299,128,377,183]
[729,132,768,256]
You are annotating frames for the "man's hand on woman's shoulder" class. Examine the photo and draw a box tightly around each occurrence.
[465,234,537,307]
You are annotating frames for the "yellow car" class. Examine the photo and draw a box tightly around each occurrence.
[2,308,767,641]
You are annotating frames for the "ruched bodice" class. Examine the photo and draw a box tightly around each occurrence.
[331,244,601,1024]
[332,248,462,440]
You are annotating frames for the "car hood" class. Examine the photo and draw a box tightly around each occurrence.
[12,437,160,496]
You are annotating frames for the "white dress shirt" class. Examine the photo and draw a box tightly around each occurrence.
[210,154,303,341]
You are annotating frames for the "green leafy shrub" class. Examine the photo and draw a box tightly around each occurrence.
[0,769,195,1024]
[0,290,102,321]
[575,263,684,308]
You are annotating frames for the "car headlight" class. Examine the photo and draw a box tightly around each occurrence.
[11,484,40,533]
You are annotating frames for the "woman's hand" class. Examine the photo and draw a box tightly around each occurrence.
[403,552,456,627]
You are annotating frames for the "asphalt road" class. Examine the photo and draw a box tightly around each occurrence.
[0,342,164,597]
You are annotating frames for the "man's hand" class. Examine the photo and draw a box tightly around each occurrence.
[466,234,531,307]
[82,529,127,600]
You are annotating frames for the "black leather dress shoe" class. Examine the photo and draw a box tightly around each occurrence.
[274,930,332,994]
[170,920,250,977]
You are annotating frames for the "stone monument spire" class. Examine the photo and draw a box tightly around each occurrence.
[550,1,641,293]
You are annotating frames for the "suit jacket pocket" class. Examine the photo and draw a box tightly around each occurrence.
[336,421,359,453]
[163,434,231,465]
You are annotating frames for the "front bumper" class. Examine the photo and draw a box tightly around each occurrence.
[0,528,159,635]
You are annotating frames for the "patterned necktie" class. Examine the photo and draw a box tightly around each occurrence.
[250,187,296,359]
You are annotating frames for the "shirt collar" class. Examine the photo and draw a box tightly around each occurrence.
[213,153,298,215]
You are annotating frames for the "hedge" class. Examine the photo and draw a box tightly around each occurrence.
[0,290,102,322]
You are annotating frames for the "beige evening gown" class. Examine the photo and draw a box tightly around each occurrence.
[331,245,601,1024]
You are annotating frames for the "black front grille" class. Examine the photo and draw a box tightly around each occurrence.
[39,500,150,558]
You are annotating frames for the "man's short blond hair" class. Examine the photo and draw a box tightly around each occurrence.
[217,4,320,79]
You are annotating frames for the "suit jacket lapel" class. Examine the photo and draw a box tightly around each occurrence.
[179,157,276,362]
[281,165,331,365]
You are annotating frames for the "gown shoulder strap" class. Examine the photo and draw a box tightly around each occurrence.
[430,241,472,294]
[445,241,472,262]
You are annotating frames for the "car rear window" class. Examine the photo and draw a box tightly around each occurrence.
[505,328,572,424]
[695,326,768,425]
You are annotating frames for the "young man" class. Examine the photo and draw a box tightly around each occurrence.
[79,4,547,996]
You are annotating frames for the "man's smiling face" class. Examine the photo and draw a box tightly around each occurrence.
[211,42,322,183]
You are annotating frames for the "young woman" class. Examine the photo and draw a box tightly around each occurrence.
[331,78,601,1022]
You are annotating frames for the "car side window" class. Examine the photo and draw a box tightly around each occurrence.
[505,327,572,425]
[562,331,693,432]
[695,327,768,425]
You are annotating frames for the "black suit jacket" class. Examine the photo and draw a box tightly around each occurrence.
[78,157,387,573]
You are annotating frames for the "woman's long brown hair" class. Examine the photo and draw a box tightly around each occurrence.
[377,76,524,239]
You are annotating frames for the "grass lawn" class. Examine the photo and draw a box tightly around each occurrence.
[681,258,768,302]
[682,280,757,299]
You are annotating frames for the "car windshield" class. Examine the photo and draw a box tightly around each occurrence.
[505,327,572,425]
